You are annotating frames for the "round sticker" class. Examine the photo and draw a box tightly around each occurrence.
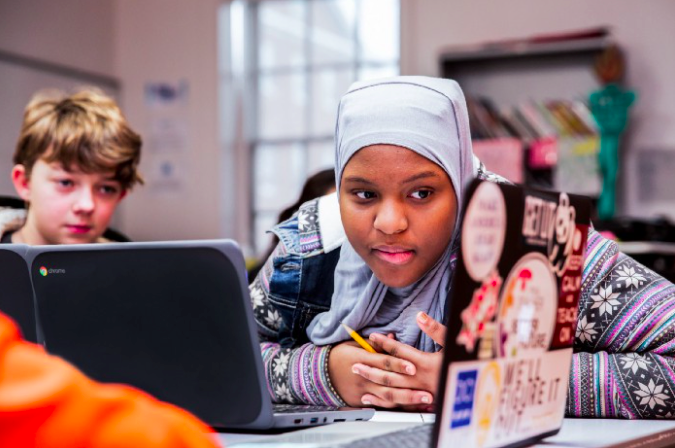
[496,253,557,358]
[475,362,501,447]
[461,182,507,281]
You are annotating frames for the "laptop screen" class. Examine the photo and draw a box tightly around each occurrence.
[27,240,267,429]
[435,180,591,448]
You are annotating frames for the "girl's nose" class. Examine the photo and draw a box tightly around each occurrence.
[373,200,408,235]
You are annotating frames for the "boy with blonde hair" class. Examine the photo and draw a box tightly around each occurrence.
[0,88,142,244]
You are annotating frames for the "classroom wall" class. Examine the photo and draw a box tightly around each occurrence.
[0,0,115,75]
[400,0,675,218]
[2,1,674,242]
[114,0,222,241]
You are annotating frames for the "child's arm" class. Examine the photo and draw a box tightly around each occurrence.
[249,258,345,406]
[567,228,675,418]
[0,313,218,448]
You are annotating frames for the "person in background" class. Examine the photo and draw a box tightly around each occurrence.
[248,168,335,282]
[0,88,142,244]
[0,312,219,447]
[249,76,675,419]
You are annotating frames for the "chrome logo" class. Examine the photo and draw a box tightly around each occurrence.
[39,267,48,276]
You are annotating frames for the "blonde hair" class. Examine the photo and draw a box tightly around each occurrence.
[13,88,143,190]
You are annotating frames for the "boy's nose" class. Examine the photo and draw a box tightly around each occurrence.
[73,189,95,214]
[373,201,408,235]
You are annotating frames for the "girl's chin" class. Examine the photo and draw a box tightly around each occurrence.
[373,269,421,289]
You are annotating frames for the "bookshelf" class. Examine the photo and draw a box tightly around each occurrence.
[440,32,612,196]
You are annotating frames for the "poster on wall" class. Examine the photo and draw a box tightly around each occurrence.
[144,80,190,191]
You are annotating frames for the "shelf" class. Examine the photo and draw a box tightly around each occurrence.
[617,241,675,256]
[440,36,611,64]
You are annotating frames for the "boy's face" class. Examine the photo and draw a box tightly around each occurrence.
[12,159,126,245]
[339,145,457,288]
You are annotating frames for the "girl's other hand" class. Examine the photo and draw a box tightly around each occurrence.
[327,341,429,408]
[355,312,446,407]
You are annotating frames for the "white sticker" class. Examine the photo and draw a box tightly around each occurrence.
[462,182,507,281]
[496,253,557,358]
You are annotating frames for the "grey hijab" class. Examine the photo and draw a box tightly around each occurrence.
[306,76,477,352]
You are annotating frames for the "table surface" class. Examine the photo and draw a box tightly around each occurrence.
[215,413,675,448]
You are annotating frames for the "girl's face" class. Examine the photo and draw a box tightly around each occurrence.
[339,145,457,288]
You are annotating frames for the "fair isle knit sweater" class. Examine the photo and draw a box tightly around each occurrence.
[249,203,675,418]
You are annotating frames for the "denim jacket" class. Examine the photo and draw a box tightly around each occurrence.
[266,195,342,348]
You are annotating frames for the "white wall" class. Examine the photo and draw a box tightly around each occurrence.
[114,0,222,241]
[401,0,675,218]
[0,0,115,74]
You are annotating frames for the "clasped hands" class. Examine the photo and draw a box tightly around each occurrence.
[327,312,446,411]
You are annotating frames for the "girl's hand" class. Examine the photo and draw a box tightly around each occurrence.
[354,312,447,408]
[327,340,432,408]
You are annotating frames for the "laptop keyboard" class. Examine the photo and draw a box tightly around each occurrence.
[273,404,341,413]
[327,424,433,448]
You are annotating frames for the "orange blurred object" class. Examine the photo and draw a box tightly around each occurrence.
[0,313,219,448]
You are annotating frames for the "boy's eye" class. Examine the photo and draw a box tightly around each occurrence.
[100,185,120,195]
[56,179,74,188]
[355,191,376,200]
[410,189,432,200]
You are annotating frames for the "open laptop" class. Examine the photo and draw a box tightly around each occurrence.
[23,240,373,430]
[228,178,591,448]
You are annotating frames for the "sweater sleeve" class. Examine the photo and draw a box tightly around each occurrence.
[0,313,218,448]
[566,229,675,418]
[249,245,345,407]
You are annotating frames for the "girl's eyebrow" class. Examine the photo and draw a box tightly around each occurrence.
[342,176,374,185]
[400,171,440,184]
[343,171,440,186]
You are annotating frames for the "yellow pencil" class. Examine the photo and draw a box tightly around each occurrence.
[340,322,377,353]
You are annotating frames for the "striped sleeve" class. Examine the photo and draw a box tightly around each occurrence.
[566,229,675,418]
[260,342,344,406]
[249,245,345,407]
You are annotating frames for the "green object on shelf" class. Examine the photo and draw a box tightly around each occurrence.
[589,83,636,220]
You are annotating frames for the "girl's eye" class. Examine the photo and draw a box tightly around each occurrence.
[355,191,376,200]
[410,190,432,200]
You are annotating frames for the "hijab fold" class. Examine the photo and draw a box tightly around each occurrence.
[307,77,477,352]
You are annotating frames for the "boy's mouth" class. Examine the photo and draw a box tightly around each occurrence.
[66,224,92,234]
[372,245,414,265]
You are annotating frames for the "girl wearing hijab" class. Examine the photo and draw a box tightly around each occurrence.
[249,76,675,418]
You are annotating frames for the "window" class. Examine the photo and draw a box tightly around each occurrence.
[219,0,400,254]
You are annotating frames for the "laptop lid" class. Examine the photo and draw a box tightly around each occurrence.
[25,240,276,430]
[433,179,591,448]
[26,240,373,430]
[0,244,37,343]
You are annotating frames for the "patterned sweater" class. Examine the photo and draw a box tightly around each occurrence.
[249,204,675,418]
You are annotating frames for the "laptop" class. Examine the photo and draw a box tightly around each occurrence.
[23,240,374,430]
[228,178,591,447]
[0,244,38,343]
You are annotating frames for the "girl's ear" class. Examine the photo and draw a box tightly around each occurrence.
[11,165,31,202]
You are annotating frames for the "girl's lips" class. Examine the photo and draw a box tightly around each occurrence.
[373,248,414,265]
